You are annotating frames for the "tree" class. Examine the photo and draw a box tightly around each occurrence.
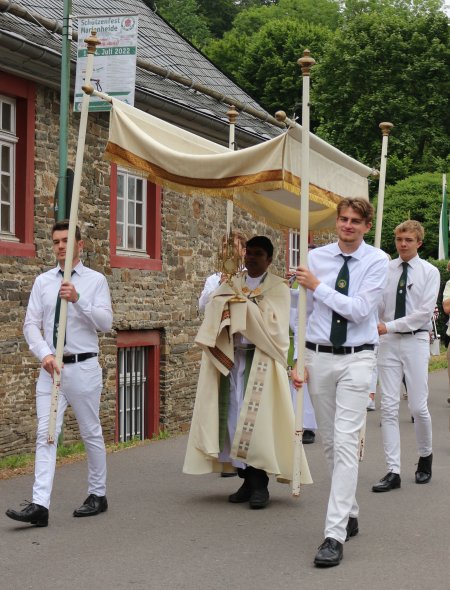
[153,0,212,48]
[367,172,446,259]
[205,0,340,98]
[236,20,333,114]
[197,0,239,38]
[311,9,450,181]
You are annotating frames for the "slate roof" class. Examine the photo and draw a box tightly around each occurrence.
[0,0,281,143]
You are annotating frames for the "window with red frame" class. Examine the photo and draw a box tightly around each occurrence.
[0,74,35,257]
[110,164,162,270]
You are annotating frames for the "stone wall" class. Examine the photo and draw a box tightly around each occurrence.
[0,84,287,458]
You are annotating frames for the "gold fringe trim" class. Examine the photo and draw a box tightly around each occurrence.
[105,142,340,229]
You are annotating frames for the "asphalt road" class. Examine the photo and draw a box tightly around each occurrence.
[1,371,449,590]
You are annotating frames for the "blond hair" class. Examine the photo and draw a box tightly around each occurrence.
[394,220,424,241]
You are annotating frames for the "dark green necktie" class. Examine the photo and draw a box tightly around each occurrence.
[394,261,408,319]
[53,269,75,347]
[330,255,351,347]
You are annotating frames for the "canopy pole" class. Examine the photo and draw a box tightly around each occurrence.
[48,31,101,443]
[374,122,394,249]
[226,105,238,238]
[292,49,315,496]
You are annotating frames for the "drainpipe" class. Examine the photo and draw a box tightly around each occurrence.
[56,0,72,220]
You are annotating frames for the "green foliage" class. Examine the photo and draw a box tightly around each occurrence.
[312,10,450,179]
[205,0,340,81]
[237,20,333,114]
[197,0,238,38]
[154,0,212,48]
[57,442,85,457]
[367,172,446,258]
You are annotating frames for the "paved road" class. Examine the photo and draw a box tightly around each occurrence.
[1,371,449,590]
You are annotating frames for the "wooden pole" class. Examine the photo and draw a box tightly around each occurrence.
[374,122,394,249]
[226,105,238,238]
[287,49,315,496]
[48,31,101,443]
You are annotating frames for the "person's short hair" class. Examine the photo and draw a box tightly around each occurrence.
[394,220,424,242]
[337,197,374,224]
[246,236,274,258]
[52,219,82,242]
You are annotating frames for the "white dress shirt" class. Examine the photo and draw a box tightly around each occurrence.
[24,261,113,361]
[302,241,388,346]
[378,254,440,332]
[198,272,221,313]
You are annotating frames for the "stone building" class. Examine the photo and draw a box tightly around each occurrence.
[0,1,292,457]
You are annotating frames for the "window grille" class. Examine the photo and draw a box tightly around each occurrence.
[118,346,149,441]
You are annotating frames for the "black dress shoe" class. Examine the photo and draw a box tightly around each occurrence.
[228,481,252,503]
[73,494,108,517]
[5,502,49,527]
[220,471,237,478]
[314,537,343,567]
[249,487,270,509]
[302,430,315,444]
[415,453,432,484]
[345,516,359,541]
[372,472,401,492]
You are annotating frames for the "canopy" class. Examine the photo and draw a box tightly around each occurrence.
[104,99,373,230]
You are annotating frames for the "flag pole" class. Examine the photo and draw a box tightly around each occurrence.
[226,105,238,238]
[290,49,315,496]
[374,122,393,249]
[48,31,101,443]
[438,173,448,260]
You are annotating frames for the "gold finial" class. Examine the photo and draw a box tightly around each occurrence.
[275,110,287,123]
[227,105,239,125]
[85,30,101,54]
[379,122,394,136]
[82,84,94,95]
[297,49,316,76]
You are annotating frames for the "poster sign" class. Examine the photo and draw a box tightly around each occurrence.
[74,14,138,112]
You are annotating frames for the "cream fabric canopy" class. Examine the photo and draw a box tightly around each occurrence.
[104,99,373,230]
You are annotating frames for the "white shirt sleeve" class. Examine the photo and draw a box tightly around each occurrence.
[23,277,53,362]
[198,273,221,313]
[72,274,113,333]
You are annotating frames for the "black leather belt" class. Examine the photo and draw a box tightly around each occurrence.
[394,329,428,335]
[62,352,98,364]
[305,342,375,355]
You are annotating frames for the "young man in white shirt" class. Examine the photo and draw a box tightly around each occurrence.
[6,220,113,527]
[292,197,388,567]
[372,220,439,493]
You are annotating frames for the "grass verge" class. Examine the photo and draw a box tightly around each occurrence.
[0,431,170,480]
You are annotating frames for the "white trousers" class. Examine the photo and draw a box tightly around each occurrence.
[305,348,376,544]
[377,333,432,474]
[33,358,106,509]
[289,382,318,430]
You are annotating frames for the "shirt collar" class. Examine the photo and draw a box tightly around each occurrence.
[395,254,419,269]
[54,261,83,276]
[331,240,366,261]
